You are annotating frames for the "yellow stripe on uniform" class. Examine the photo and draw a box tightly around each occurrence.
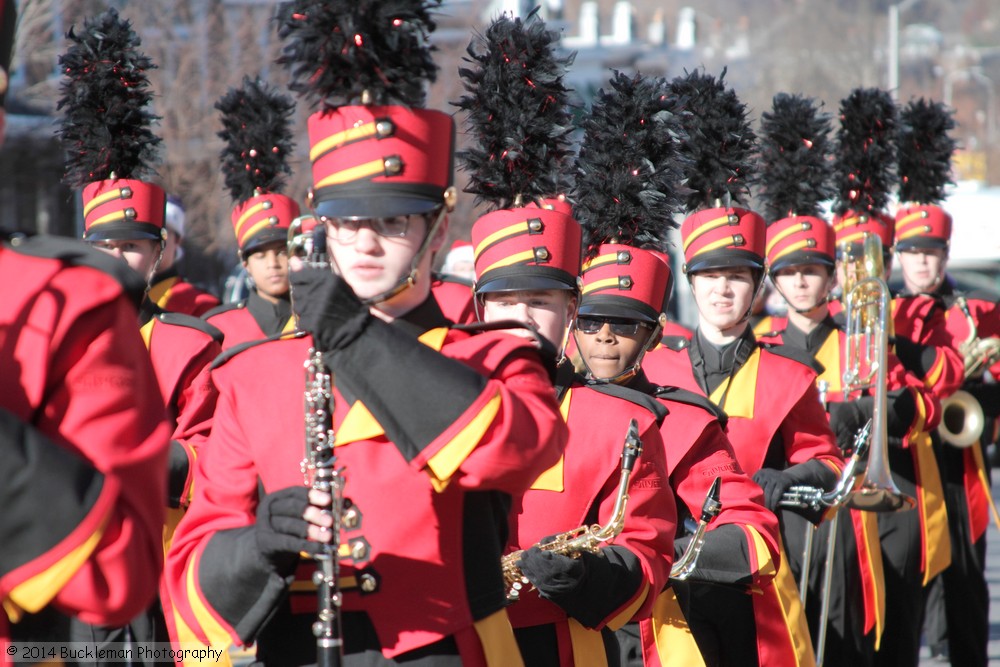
[745,524,777,579]
[474,608,525,667]
[315,158,390,189]
[185,555,237,649]
[568,618,609,667]
[769,541,816,667]
[651,588,707,667]
[859,509,885,648]
[908,401,951,583]
[4,513,109,620]
[682,213,734,251]
[970,442,1000,531]
[148,276,181,310]
[529,389,571,492]
[426,391,503,489]
[606,580,650,631]
[922,351,946,389]
[140,317,156,351]
[710,348,761,419]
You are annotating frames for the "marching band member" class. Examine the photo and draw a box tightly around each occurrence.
[56,9,222,654]
[828,88,953,667]
[642,70,843,667]
[755,92,938,665]
[894,98,998,667]
[461,35,678,662]
[562,71,780,667]
[164,3,567,664]
[148,196,221,317]
[203,78,300,349]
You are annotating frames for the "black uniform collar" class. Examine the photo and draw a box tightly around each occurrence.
[137,297,164,327]
[691,326,756,399]
[246,290,292,337]
[390,295,450,339]
[782,315,838,356]
[151,265,180,284]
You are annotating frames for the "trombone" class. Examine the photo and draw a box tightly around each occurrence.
[838,232,914,513]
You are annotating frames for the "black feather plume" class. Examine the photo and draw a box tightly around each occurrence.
[572,71,689,258]
[276,0,440,110]
[832,88,898,216]
[57,8,160,188]
[455,9,576,211]
[898,98,955,205]
[757,93,834,222]
[667,68,756,211]
[216,76,297,204]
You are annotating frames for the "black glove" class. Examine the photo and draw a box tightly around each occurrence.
[885,388,916,437]
[517,547,586,601]
[290,266,370,352]
[752,468,794,511]
[255,486,324,572]
[828,399,873,453]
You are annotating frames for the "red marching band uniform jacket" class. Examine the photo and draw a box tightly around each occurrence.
[642,338,842,667]
[149,269,221,318]
[0,241,170,656]
[939,292,1000,544]
[636,375,781,667]
[756,315,945,642]
[204,293,296,352]
[164,308,568,664]
[506,381,676,667]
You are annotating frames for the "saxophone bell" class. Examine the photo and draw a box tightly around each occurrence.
[502,418,643,601]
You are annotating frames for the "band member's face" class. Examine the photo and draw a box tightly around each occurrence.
[773,263,833,312]
[574,317,651,379]
[324,212,445,306]
[243,242,290,302]
[896,247,947,294]
[480,289,577,348]
[91,238,162,283]
[690,267,756,331]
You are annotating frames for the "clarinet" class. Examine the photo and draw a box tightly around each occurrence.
[297,227,345,667]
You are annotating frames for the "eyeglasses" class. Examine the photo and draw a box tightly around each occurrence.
[324,214,420,241]
[575,316,651,336]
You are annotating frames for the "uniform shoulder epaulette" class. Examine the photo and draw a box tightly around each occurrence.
[583,381,669,423]
[758,342,825,375]
[8,234,146,305]
[652,385,727,426]
[756,328,782,340]
[211,329,308,370]
[202,300,247,320]
[156,311,224,343]
[660,335,690,351]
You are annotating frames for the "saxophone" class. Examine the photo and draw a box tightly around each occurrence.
[296,225,345,667]
[503,418,642,601]
[670,477,722,581]
[956,295,1000,381]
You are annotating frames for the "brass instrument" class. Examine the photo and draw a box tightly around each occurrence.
[503,418,643,601]
[938,296,998,448]
[671,477,722,581]
[779,419,872,513]
[838,233,914,512]
[296,226,344,667]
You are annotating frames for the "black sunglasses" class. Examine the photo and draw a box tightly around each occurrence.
[576,316,651,336]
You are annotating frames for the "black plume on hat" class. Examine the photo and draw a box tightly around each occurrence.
[216,76,296,204]
[832,88,898,217]
[757,93,835,222]
[276,0,440,110]
[455,8,575,212]
[667,68,756,212]
[57,8,159,188]
[898,98,955,205]
[573,71,689,258]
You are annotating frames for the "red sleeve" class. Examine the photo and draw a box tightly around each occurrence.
[1,266,170,626]
[669,417,780,584]
[781,382,843,471]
